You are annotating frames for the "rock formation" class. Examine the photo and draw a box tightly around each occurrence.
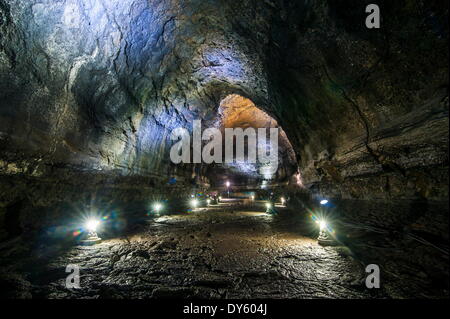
[0,0,448,272]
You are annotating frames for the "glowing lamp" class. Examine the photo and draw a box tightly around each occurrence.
[206,199,211,205]
[190,199,199,208]
[85,219,100,233]
[316,218,334,245]
[82,218,102,245]
[226,181,231,198]
[318,220,327,231]
[153,203,163,213]
[320,199,328,205]
[251,195,255,201]
[265,202,272,209]
[281,197,286,205]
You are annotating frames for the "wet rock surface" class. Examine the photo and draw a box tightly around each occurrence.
[1,200,447,299]
[0,0,448,299]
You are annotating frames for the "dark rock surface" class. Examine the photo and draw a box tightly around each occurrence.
[1,201,447,299]
[1,0,447,195]
[0,0,448,299]
[0,203,384,299]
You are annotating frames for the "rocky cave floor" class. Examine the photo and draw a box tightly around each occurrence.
[0,199,448,299]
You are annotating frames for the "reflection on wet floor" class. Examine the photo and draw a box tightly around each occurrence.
[2,199,446,299]
[24,200,384,299]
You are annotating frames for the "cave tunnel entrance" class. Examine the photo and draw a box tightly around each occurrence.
[204,94,299,190]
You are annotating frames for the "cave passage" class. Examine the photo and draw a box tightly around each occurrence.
[205,94,298,187]
[15,199,382,299]
[0,0,448,300]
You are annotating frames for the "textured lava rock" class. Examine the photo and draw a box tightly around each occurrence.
[0,1,448,245]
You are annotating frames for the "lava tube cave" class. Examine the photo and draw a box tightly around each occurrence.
[0,0,448,307]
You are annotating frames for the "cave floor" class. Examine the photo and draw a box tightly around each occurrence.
[2,199,447,299]
[19,200,388,299]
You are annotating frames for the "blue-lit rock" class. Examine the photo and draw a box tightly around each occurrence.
[0,1,448,300]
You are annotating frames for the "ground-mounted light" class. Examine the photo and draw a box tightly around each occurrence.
[206,199,211,206]
[316,218,335,246]
[153,202,163,214]
[85,219,100,233]
[81,218,102,245]
[190,199,199,209]
[280,197,286,205]
[320,199,329,205]
[218,196,222,202]
[265,202,276,215]
[251,195,255,201]
[317,219,327,231]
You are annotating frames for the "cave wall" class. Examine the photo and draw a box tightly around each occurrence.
[0,0,271,237]
[221,0,448,238]
[260,0,449,202]
[0,0,448,238]
[0,0,268,178]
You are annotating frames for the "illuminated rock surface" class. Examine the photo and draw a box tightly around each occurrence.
[0,0,448,298]
[1,200,446,298]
